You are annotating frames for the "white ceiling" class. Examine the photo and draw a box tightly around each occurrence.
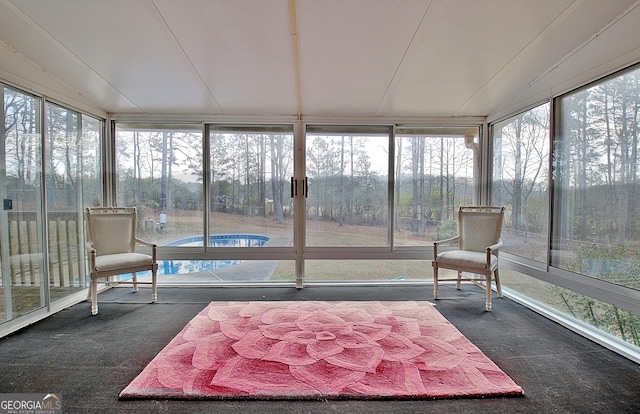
[1,0,640,120]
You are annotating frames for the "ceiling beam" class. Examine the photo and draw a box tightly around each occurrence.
[289,0,302,118]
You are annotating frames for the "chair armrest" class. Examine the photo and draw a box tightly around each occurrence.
[134,238,157,262]
[86,242,97,267]
[433,236,460,246]
[433,236,460,260]
[485,239,503,266]
[134,238,155,247]
[486,239,503,253]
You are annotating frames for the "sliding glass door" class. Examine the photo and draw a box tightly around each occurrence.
[115,124,296,284]
[0,85,44,321]
[1,85,101,325]
[303,125,479,282]
[46,103,101,302]
[207,125,295,283]
[114,122,480,285]
[305,125,391,247]
[208,125,294,247]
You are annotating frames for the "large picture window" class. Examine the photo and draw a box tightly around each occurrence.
[492,104,550,263]
[395,127,479,247]
[115,124,204,243]
[554,65,640,292]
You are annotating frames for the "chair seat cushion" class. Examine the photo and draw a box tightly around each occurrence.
[94,253,154,273]
[436,250,498,270]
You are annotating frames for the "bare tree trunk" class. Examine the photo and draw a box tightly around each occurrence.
[577,95,588,240]
[339,136,344,226]
[160,131,168,212]
[245,134,251,216]
[395,137,402,231]
[604,85,616,238]
[260,135,266,217]
[439,137,444,221]
[625,75,639,242]
[513,116,523,230]
[411,137,419,233]
[167,132,173,211]
[419,138,425,236]
[350,137,354,218]
[270,135,284,223]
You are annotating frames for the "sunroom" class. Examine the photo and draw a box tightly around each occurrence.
[2,0,640,379]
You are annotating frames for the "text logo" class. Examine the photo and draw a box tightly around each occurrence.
[0,393,62,414]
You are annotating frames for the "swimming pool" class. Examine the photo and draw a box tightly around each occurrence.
[159,234,269,275]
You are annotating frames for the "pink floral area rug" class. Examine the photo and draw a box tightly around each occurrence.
[120,301,523,400]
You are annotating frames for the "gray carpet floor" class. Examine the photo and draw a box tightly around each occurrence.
[1,284,639,413]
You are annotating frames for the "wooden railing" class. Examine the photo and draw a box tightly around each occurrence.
[5,211,86,287]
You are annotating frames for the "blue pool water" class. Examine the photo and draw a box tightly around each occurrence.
[159,234,269,275]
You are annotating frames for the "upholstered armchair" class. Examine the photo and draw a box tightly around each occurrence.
[85,207,158,315]
[432,206,505,311]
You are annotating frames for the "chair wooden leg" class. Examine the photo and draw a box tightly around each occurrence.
[132,272,138,292]
[433,265,439,299]
[485,273,492,311]
[151,268,157,302]
[494,269,503,297]
[456,271,462,290]
[91,279,99,315]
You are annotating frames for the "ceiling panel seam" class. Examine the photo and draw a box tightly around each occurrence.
[151,0,223,114]
[289,0,302,118]
[452,0,584,117]
[3,0,140,111]
[375,0,434,117]
[493,0,640,115]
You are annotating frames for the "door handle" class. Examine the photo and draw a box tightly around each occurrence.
[291,177,307,198]
[303,177,308,198]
